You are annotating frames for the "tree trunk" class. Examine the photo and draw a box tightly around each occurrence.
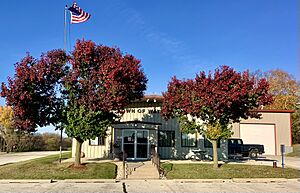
[74,138,82,166]
[211,139,219,168]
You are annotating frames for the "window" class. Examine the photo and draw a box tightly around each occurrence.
[181,133,197,147]
[237,139,242,145]
[204,137,220,148]
[158,131,175,147]
[89,136,105,146]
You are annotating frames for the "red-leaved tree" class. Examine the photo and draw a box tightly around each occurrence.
[1,50,68,132]
[162,66,273,168]
[1,40,147,166]
[64,40,147,166]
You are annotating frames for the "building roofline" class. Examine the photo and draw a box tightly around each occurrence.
[251,109,295,113]
[134,96,295,114]
[113,120,162,125]
[135,95,163,103]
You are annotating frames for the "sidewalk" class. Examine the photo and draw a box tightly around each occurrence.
[63,158,160,179]
[265,155,300,170]
[164,155,300,170]
[127,161,160,179]
[0,151,67,166]
[63,158,160,180]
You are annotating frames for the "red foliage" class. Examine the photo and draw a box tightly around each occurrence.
[64,40,147,112]
[1,50,68,131]
[1,40,147,132]
[162,66,273,124]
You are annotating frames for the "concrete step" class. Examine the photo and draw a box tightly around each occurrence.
[127,161,160,179]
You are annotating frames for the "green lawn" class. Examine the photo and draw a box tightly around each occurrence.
[0,152,116,179]
[286,144,300,157]
[161,163,300,179]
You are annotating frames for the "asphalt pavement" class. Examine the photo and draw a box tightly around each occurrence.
[0,180,299,193]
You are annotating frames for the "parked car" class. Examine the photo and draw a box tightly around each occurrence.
[228,138,264,158]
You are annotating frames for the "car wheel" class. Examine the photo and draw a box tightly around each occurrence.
[191,155,196,161]
[249,150,258,158]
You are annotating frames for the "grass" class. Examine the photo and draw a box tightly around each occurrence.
[161,163,300,179]
[0,152,116,179]
[286,144,300,157]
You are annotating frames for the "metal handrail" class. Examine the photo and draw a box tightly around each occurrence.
[151,147,160,173]
[122,151,127,179]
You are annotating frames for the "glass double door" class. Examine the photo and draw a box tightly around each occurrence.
[122,130,149,160]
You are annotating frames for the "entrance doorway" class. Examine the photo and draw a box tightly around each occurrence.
[122,130,149,160]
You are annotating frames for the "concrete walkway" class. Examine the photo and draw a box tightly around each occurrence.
[265,155,300,170]
[0,151,66,166]
[127,161,160,179]
[62,159,160,180]
[164,155,300,170]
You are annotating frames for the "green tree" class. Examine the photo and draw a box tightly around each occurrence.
[64,104,116,165]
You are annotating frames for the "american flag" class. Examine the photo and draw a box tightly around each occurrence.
[68,2,91,24]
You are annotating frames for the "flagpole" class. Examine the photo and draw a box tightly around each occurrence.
[64,5,68,51]
[60,5,68,164]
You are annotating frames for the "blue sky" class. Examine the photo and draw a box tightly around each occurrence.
[0,0,299,133]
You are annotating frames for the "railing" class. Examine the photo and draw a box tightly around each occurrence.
[151,146,161,173]
[121,151,128,179]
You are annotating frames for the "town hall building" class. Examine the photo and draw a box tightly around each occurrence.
[72,95,294,160]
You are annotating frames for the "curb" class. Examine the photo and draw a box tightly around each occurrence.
[120,178,299,183]
[0,178,298,184]
[173,179,230,183]
[121,179,163,182]
[232,178,288,183]
[165,178,299,183]
[62,179,116,183]
[0,179,52,184]
[0,179,116,184]
[287,178,300,182]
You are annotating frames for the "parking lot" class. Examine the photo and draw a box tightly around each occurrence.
[0,180,299,193]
